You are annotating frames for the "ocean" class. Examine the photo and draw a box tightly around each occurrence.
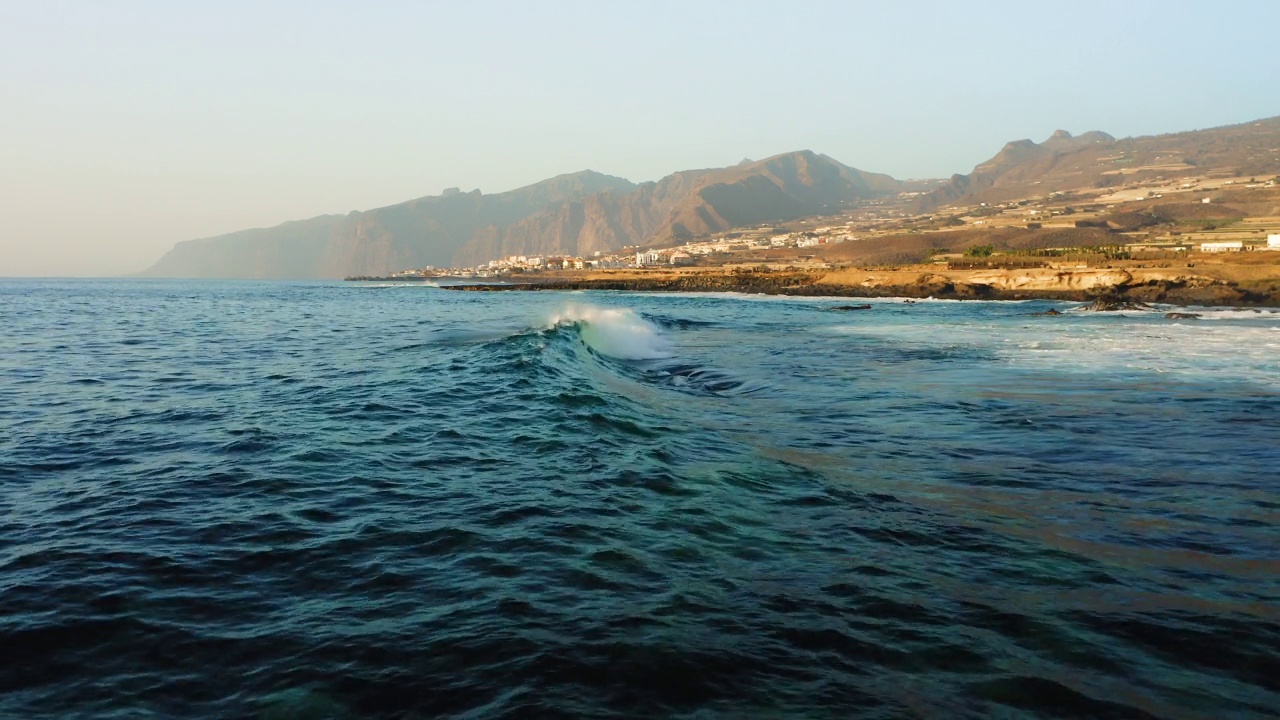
[1,278,1278,719]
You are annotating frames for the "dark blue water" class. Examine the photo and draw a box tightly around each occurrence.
[2,279,1278,719]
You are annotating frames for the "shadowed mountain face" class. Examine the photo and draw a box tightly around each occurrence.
[142,152,900,278]
[452,151,899,267]
[665,151,899,239]
[143,171,638,279]
[920,116,1280,210]
[450,168,715,269]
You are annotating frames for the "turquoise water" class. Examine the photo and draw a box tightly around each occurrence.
[1,279,1278,719]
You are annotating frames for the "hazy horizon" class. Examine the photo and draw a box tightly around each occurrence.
[3,0,1278,277]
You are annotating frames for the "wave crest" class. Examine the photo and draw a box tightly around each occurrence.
[547,304,671,360]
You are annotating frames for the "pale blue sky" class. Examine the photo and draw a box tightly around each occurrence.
[2,0,1278,276]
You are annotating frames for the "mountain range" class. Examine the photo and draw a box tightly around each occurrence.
[918,116,1280,210]
[142,116,1280,278]
[143,152,897,278]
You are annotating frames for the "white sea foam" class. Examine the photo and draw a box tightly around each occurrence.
[825,315,1280,388]
[547,304,671,360]
[1186,307,1280,321]
[361,281,440,288]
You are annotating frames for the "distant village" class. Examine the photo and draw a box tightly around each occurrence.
[919,173,1280,257]
[380,226,863,279]
[373,171,1280,280]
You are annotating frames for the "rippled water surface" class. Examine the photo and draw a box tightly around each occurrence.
[2,279,1278,719]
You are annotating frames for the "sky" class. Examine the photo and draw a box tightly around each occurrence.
[2,1,1278,277]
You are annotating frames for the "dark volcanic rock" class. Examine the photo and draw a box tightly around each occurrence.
[951,282,996,299]
[1083,294,1153,312]
[1159,284,1249,306]
[442,270,1280,307]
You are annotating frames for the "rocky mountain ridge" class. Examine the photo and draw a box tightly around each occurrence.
[142,115,1280,279]
[143,152,897,279]
[143,170,637,279]
[919,116,1280,210]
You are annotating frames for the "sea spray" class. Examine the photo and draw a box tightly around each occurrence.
[547,304,671,360]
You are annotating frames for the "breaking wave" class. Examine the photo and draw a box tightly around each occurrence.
[546,303,671,360]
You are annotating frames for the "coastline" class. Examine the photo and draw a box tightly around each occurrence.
[435,261,1280,306]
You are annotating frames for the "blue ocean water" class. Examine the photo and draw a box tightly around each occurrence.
[1,278,1278,719]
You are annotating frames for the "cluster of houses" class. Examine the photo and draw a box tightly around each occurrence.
[417,228,861,276]
[674,229,854,254]
[479,254,628,273]
[629,229,856,265]
[1200,235,1280,253]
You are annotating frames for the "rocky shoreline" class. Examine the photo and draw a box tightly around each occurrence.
[438,267,1280,307]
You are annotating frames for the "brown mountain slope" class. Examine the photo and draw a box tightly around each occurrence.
[145,152,898,278]
[813,226,1118,266]
[142,170,639,279]
[452,151,899,267]
[452,168,715,267]
[662,151,899,239]
[920,116,1280,210]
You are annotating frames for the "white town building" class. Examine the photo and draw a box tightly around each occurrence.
[635,251,662,266]
[1199,241,1243,253]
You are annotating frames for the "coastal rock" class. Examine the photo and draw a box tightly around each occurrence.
[831,304,872,311]
[904,274,955,297]
[1123,283,1170,302]
[1164,312,1201,319]
[916,273,952,288]
[951,282,995,299]
[969,268,1132,292]
[443,265,1279,308]
[1082,295,1152,312]
[1162,284,1248,306]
